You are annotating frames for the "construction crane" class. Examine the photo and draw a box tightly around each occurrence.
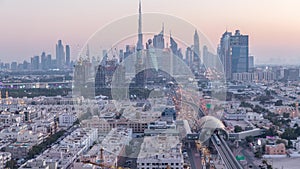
[81,147,119,169]
[81,147,173,169]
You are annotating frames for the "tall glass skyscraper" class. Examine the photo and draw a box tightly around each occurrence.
[231,30,249,73]
[219,30,249,80]
[56,40,65,69]
[66,45,70,67]
[193,30,200,66]
[153,25,165,49]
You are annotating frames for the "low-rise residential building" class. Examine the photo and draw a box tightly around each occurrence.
[224,112,247,120]
[74,127,133,169]
[58,113,77,127]
[19,159,51,169]
[60,128,98,152]
[265,143,286,155]
[20,127,97,169]
[0,113,22,127]
[16,130,44,144]
[137,136,184,169]
[5,142,34,159]
[246,112,263,121]
[291,137,300,151]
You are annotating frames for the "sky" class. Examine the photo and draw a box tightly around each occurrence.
[0,0,300,65]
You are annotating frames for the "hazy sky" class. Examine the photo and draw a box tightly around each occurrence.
[0,0,300,65]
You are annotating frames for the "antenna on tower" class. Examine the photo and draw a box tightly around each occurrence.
[160,22,164,35]
[136,0,143,51]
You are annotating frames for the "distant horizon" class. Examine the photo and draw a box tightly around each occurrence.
[0,0,300,65]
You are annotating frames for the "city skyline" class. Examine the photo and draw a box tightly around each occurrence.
[1,0,300,65]
[0,1,300,169]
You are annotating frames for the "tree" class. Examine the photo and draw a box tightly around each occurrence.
[275,100,283,106]
[262,160,273,169]
[265,90,271,96]
[295,126,300,136]
[276,139,286,146]
[240,101,253,109]
[245,136,254,143]
[5,160,18,169]
[283,112,290,118]
[281,128,297,140]
[234,125,243,133]
[265,127,277,137]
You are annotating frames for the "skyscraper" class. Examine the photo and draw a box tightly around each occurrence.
[66,45,70,67]
[23,60,29,70]
[10,62,17,71]
[153,24,165,49]
[248,56,254,72]
[193,30,200,66]
[56,40,65,69]
[203,45,209,67]
[41,52,47,70]
[31,55,40,70]
[136,0,143,51]
[203,45,218,69]
[135,0,145,87]
[170,35,178,55]
[219,30,249,80]
[46,54,52,69]
[283,68,299,81]
[95,63,106,89]
[185,47,193,67]
[231,30,249,73]
[219,31,232,79]
[74,58,92,97]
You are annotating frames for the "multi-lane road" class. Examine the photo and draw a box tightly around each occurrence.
[212,134,243,169]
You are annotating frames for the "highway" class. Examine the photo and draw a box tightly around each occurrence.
[181,89,243,169]
[211,135,243,169]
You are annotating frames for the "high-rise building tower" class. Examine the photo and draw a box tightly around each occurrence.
[170,35,178,55]
[219,31,232,79]
[248,56,254,72]
[95,61,106,90]
[193,30,200,65]
[153,24,165,49]
[135,0,145,87]
[31,55,40,70]
[10,62,17,71]
[231,30,249,74]
[219,30,249,80]
[203,45,209,67]
[136,0,143,51]
[46,54,52,69]
[56,40,65,69]
[185,47,193,67]
[66,45,70,67]
[41,52,47,70]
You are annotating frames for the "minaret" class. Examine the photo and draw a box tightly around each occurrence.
[136,0,143,51]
